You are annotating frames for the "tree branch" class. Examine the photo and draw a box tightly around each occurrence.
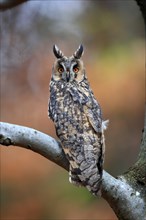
[0,122,69,170]
[0,122,145,220]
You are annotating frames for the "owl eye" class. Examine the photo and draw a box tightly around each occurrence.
[73,66,79,73]
[58,67,64,73]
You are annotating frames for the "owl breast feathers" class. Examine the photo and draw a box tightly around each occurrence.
[48,44,108,195]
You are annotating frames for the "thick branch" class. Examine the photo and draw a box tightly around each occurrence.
[119,106,146,218]
[102,173,145,220]
[103,106,146,218]
[0,122,69,170]
[0,122,145,220]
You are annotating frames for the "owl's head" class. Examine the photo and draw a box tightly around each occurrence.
[52,45,85,83]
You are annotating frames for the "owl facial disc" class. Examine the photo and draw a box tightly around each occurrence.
[59,60,78,82]
[52,45,85,83]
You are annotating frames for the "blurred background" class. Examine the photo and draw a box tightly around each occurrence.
[0,0,145,219]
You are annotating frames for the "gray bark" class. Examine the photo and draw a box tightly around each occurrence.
[0,121,146,220]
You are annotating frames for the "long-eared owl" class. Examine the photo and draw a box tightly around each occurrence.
[48,45,108,195]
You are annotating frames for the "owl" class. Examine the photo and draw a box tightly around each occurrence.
[48,45,108,195]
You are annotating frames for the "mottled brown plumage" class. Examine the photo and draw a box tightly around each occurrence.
[48,45,108,195]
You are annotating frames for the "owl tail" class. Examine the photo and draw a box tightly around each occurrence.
[81,163,102,196]
[69,162,102,196]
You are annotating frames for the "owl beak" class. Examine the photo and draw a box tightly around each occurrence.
[66,71,70,82]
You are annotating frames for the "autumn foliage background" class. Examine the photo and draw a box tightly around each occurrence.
[0,1,145,219]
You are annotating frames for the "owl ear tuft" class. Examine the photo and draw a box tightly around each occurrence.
[53,45,64,59]
[73,44,84,59]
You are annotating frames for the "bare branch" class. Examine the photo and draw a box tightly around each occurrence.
[102,173,145,220]
[0,122,69,170]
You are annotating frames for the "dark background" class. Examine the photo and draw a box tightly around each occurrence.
[0,1,145,219]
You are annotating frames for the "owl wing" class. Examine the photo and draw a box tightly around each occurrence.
[84,98,104,188]
[69,85,102,133]
[69,101,104,195]
[84,96,102,134]
[72,83,103,133]
[86,108,102,133]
